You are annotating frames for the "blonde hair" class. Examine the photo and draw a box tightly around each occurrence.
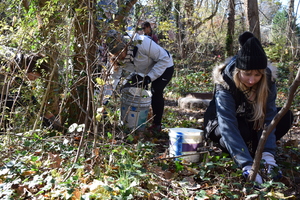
[233,68,269,129]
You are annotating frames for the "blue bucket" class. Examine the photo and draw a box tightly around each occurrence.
[169,128,204,162]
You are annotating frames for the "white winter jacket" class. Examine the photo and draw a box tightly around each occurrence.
[108,32,174,90]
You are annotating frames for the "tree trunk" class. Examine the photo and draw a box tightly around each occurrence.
[226,0,235,57]
[244,0,261,40]
[68,0,99,126]
[173,0,186,59]
[114,0,138,29]
[287,0,296,85]
[288,0,296,40]
[32,0,61,123]
[182,0,194,59]
[174,1,185,59]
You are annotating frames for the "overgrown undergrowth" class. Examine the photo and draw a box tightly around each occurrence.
[0,61,299,199]
[0,126,299,199]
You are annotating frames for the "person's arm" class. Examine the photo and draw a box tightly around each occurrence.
[262,80,277,154]
[138,38,173,81]
[215,89,254,167]
[264,81,277,127]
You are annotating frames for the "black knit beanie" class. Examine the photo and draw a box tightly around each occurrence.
[235,31,267,70]
[106,30,127,54]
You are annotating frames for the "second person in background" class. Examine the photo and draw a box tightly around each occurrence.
[141,21,159,44]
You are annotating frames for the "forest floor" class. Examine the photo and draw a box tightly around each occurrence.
[1,94,299,199]
[145,97,300,199]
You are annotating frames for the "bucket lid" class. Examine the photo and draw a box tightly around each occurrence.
[127,87,151,98]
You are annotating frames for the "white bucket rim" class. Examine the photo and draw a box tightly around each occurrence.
[169,128,203,136]
[127,87,152,98]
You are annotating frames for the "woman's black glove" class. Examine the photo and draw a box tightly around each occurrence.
[130,74,151,88]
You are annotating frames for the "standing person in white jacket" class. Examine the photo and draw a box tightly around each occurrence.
[104,30,174,134]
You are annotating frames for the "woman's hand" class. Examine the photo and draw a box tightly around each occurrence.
[130,74,151,87]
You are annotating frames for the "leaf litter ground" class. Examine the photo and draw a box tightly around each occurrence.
[0,97,299,199]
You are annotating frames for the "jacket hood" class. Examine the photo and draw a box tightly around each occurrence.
[212,57,234,90]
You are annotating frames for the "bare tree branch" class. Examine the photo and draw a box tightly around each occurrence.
[193,0,222,30]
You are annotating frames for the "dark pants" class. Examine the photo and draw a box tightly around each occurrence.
[151,66,174,125]
[124,66,174,126]
[210,108,294,157]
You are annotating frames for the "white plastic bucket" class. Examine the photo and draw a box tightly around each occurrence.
[120,87,152,131]
[169,128,204,162]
